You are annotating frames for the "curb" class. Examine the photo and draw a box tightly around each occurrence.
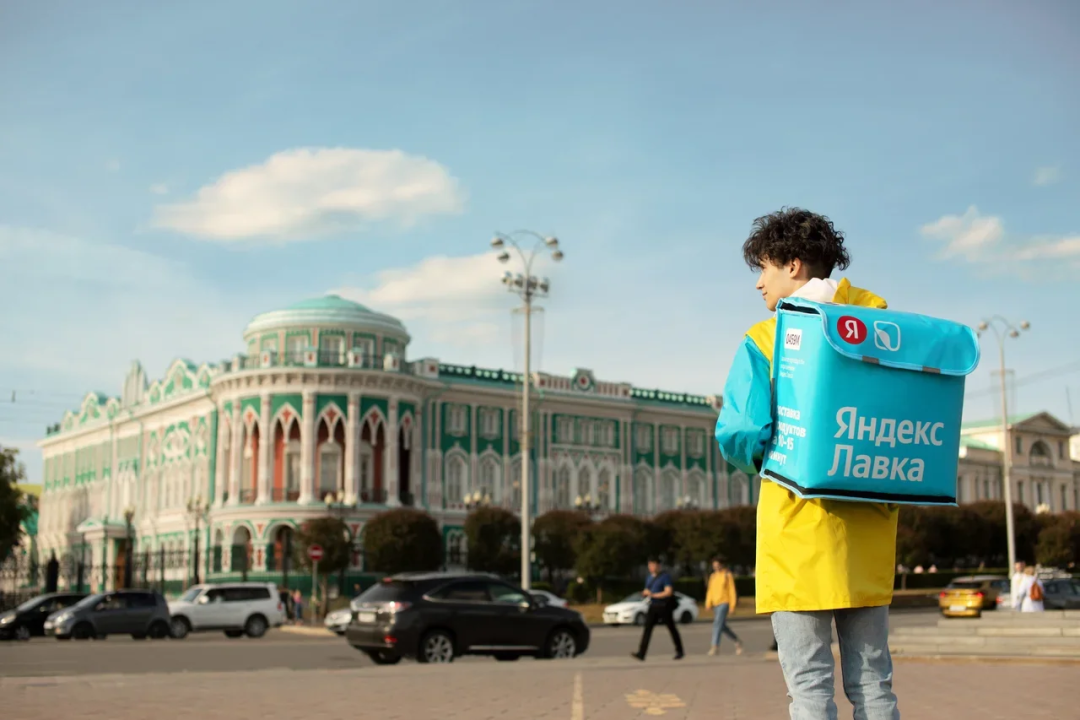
[277,625,338,638]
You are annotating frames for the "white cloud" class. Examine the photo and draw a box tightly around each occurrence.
[333,253,508,348]
[149,183,169,195]
[1033,165,1062,186]
[919,205,1004,262]
[152,147,466,242]
[1013,235,1080,261]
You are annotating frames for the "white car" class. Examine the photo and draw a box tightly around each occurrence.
[529,590,568,608]
[167,582,285,639]
[603,591,699,626]
[325,607,351,634]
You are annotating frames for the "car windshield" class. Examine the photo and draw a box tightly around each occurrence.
[356,581,412,604]
[71,594,104,610]
[178,587,203,602]
[620,592,644,603]
[946,581,982,589]
[14,596,46,613]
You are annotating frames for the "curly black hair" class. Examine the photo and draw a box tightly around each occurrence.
[741,207,851,279]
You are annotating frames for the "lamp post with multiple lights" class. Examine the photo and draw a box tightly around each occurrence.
[186,496,210,586]
[976,316,1030,573]
[490,230,563,590]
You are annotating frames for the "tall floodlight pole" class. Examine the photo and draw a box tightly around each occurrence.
[490,231,563,590]
[976,316,1030,573]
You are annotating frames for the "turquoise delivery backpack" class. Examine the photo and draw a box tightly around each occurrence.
[760,297,980,505]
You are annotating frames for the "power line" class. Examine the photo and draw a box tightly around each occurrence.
[964,358,1080,399]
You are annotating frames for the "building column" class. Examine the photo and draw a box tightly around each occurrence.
[344,392,360,504]
[255,394,271,504]
[411,406,422,506]
[228,410,243,506]
[214,407,228,507]
[386,397,401,507]
[469,404,478,497]
[299,391,316,505]
[429,400,442,509]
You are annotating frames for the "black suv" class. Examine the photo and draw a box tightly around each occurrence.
[345,572,589,665]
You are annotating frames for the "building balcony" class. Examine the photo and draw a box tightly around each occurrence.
[271,487,301,503]
[359,488,387,504]
[229,350,420,375]
[238,488,257,505]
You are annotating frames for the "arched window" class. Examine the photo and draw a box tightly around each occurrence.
[478,456,500,501]
[241,422,259,504]
[212,529,224,572]
[1030,441,1052,467]
[633,469,652,515]
[688,472,707,508]
[231,526,252,575]
[316,413,346,500]
[360,418,385,503]
[554,465,572,509]
[597,467,613,510]
[447,533,464,566]
[446,455,467,505]
[269,525,294,571]
[509,456,523,510]
[578,466,593,506]
[660,470,679,511]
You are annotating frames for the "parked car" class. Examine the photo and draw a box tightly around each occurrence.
[529,589,568,608]
[167,582,285,639]
[602,591,700,626]
[325,607,351,635]
[1041,578,1080,610]
[939,575,1009,618]
[0,593,86,641]
[44,590,172,640]
[345,571,590,665]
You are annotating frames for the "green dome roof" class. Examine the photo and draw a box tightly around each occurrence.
[284,294,375,313]
[243,294,409,342]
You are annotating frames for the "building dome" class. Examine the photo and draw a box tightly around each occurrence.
[242,294,410,354]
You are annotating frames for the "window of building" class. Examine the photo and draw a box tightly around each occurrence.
[1030,441,1052,467]
[318,442,342,497]
[353,336,375,360]
[556,417,574,444]
[479,456,499,500]
[446,456,467,504]
[554,466,572,509]
[597,468,612,510]
[285,441,301,496]
[359,442,374,498]
[446,405,468,435]
[635,425,652,453]
[320,334,345,364]
[983,478,990,500]
[1017,481,1024,504]
[687,431,705,457]
[661,427,679,455]
[479,408,499,439]
[603,422,616,448]
[286,335,307,363]
[261,336,279,353]
[1014,435,1023,455]
[1059,441,1066,459]
[956,475,964,503]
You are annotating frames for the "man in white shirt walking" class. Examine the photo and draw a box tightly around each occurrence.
[1009,561,1026,610]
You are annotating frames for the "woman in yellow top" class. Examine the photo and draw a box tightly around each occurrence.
[704,557,742,656]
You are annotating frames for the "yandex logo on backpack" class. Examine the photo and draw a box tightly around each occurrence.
[837,316,867,344]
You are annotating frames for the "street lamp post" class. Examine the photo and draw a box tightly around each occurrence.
[574,494,602,514]
[186,496,210,586]
[123,507,135,589]
[464,491,492,511]
[976,316,1030,572]
[676,496,699,511]
[490,230,563,591]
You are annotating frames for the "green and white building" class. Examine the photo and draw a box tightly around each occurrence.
[36,295,747,591]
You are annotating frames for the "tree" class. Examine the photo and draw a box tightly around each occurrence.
[713,506,757,571]
[464,506,521,576]
[362,508,443,575]
[966,501,1040,565]
[0,446,28,565]
[1036,512,1080,568]
[574,515,649,603]
[294,517,352,575]
[532,510,592,582]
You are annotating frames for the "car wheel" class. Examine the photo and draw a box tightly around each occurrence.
[72,623,94,640]
[170,617,191,639]
[148,621,170,639]
[224,630,244,638]
[679,611,693,625]
[417,630,455,664]
[244,615,268,639]
[363,649,402,665]
[13,625,31,642]
[633,612,646,626]
[544,628,577,659]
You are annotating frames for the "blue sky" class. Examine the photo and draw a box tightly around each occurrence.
[2,0,1078,482]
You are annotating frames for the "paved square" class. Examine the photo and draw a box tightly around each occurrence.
[3,656,1075,719]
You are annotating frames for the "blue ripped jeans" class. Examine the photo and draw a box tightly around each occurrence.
[711,603,740,647]
[771,606,899,720]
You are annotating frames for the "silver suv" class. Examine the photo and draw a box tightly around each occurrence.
[167,583,285,639]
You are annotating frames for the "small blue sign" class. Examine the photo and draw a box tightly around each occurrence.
[761,298,980,505]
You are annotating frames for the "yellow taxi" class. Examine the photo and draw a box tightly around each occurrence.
[938,575,1009,618]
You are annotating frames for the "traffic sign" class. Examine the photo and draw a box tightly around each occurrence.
[307,545,324,562]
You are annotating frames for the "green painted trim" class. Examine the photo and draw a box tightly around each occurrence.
[240,397,261,419]
[315,394,348,420]
[361,397,389,423]
[271,394,303,420]
[208,410,218,503]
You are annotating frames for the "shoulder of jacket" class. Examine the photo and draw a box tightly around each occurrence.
[745,318,776,357]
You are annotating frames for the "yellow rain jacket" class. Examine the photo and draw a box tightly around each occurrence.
[715,278,899,613]
[705,569,738,611]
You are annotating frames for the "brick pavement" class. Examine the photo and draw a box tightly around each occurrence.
[4,655,1076,719]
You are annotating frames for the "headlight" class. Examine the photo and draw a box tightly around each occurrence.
[54,612,73,624]
[0,614,13,625]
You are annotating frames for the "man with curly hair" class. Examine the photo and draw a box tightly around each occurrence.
[715,208,900,719]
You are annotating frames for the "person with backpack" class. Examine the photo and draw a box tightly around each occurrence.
[715,208,900,719]
[1014,566,1045,612]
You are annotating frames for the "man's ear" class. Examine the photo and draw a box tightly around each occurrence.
[786,258,803,278]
